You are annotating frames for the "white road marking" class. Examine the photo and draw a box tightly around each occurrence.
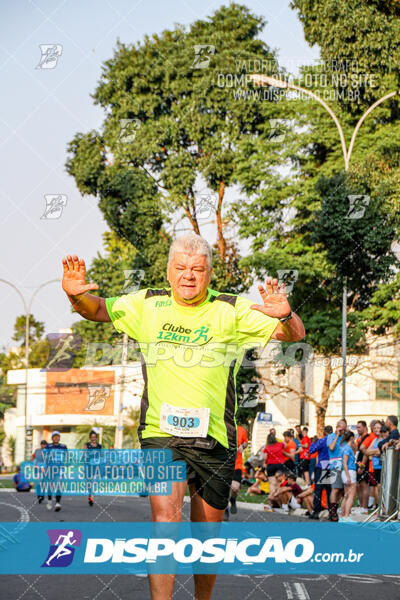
[283,581,310,599]
[0,501,30,549]
[338,574,383,584]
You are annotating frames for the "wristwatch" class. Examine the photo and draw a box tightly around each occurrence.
[279,310,293,323]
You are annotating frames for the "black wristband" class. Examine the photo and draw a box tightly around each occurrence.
[279,310,293,323]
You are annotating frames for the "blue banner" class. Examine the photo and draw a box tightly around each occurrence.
[0,522,399,574]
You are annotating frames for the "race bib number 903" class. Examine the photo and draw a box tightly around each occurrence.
[159,404,210,438]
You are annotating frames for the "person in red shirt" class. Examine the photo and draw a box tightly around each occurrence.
[263,432,286,495]
[224,424,248,520]
[298,426,311,485]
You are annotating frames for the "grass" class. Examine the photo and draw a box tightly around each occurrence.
[0,480,14,488]
[184,485,267,505]
[237,488,267,504]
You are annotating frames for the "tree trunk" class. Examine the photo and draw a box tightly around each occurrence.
[316,361,333,436]
[216,180,226,261]
[183,198,200,234]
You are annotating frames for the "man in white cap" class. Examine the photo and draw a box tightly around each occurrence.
[45,431,67,512]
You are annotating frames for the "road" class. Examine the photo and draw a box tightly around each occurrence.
[0,493,399,600]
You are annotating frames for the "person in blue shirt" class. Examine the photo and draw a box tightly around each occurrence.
[45,431,67,512]
[308,425,333,519]
[366,424,389,509]
[327,419,347,522]
[33,439,48,503]
[378,416,399,453]
[340,431,357,520]
[13,465,32,492]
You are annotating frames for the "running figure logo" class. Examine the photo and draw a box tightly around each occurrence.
[192,326,209,343]
[85,385,111,411]
[42,529,81,568]
[45,333,81,371]
[41,194,67,219]
[36,44,63,69]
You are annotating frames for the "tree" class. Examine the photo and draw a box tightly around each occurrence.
[122,406,140,449]
[65,3,286,293]
[12,315,44,347]
[0,425,5,448]
[233,1,400,432]
[290,0,400,111]
[0,314,50,375]
[66,5,293,410]
[6,435,16,466]
[0,375,16,419]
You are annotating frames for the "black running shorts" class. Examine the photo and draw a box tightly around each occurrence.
[140,436,236,510]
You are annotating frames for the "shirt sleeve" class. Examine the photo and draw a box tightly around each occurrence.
[234,296,279,348]
[309,438,323,454]
[105,289,146,339]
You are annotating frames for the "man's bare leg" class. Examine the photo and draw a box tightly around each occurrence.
[189,483,225,600]
[147,480,187,600]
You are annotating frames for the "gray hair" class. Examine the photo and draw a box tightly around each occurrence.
[168,233,212,268]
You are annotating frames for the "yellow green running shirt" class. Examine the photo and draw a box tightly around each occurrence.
[105,288,279,450]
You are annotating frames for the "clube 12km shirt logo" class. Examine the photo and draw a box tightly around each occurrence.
[42,529,82,568]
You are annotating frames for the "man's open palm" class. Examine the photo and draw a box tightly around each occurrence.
[251,277,291,319]
[62,255,99,297]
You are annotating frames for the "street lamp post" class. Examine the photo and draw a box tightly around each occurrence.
[0,278,61,459]
[250,74,398,418]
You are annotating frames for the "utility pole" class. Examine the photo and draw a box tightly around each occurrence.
[114,333,128,449]
[0,278,60,460]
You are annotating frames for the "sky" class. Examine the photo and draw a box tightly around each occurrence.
[0,0,320,350]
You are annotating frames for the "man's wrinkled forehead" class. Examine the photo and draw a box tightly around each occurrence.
[169,252,209,268]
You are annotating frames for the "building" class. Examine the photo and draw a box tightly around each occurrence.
[4,363,144,465]
[255,335,400,438]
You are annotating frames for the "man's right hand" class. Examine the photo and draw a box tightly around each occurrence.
[62,255,99,297]
[61,255,110,322]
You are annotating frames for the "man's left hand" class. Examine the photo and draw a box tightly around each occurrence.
[251,278,291,319]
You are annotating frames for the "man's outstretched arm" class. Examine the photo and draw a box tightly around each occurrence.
[62,255,111,322]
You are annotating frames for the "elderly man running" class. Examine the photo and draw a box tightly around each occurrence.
[61,233,305,600]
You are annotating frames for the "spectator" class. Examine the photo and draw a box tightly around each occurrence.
[340,431,357,520]
[13,465,32,492]
[293,426,302,474]
[282,431,296,475]
[328,419,347,522]
[266,471,288,509]
[32,439,48,504]
[268,473,302,512]
[242,461,255,486]
[366,423,388,508]
[309,435,319,482]
[263,432,287,496]
[308,425,333,520]
[295,425,303,441]
[84,430,102,507]
[378,416,399,453]
[362,421,382,509]
[46,431,68,512]
[355,420,376,514]
[298,426,311,485]
[246,467,269,496]
[296,484,315,515]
